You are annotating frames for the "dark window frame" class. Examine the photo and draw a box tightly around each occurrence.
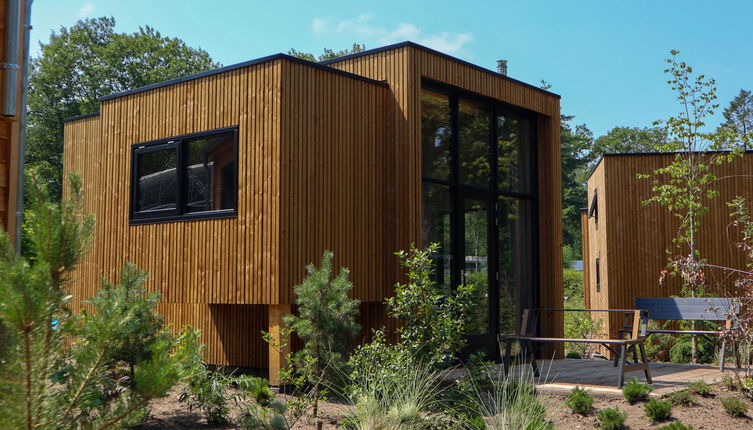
[589,189,598,226]
[595,257,601,293]
[130,126,239,225]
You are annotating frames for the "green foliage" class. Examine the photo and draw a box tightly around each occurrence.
[386,243,477,367]
[343,358,452,430]
[181,368,231,424]
[596,408,626,430]
[686,380,712,397]
[563,268,583,298]
[656,422,695,430]
[563,275,602,358]
[721,397,749,417]
[0,170,203,429]
[283,250,360,384]
[28,17,219,199]
[458,363,552,430]
[566,351,582,359]
[722,374,742,391]
[644,399,673,423]
[288,43,366,62]
[590,126,665,159]
[564,386,594,415]
[717,89,753,149]
[666,389,697,406]
[560,115,594,257]
[622,377,653,403]
[669,334,716,363]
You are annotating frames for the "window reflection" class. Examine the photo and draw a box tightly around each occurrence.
[184,134,236,213]
[422,183,452,295]
[458,100,492,187]
[421,90,451,181]
[136,148,177,212]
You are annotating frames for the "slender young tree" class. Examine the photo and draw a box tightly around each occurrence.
[640,50,742,362]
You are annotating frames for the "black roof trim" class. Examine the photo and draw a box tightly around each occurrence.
[320,41,560,99]
[63,111,100,123]
[99,54,388,102]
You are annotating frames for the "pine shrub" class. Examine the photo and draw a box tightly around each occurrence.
[721,397,748,417]
[656,422,695,430]
[565,386,594,415]
[687,380,712,397]
[722,374,741,391]
[622,377,653,403]
[667,389,697,406]
[596,408,626,430]
[644,399,672,423]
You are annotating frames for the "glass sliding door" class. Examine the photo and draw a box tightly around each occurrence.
[420,81,538,359]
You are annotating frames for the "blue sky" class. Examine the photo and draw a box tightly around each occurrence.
[30,0,753,138]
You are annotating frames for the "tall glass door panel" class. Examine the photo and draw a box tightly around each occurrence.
[462,195,491,335]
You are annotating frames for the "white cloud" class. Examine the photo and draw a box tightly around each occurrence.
[311,15,473,55]
[78,2,95,18]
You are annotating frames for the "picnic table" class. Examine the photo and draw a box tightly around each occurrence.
[499,308,652,388]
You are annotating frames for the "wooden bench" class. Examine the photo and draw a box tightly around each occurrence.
[621,297,740,371]
[499,308,652,388]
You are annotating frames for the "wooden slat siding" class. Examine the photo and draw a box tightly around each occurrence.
[581,208,591,309]
[278,61,392,303]
[584,153,753,341]
[326,46,564,346]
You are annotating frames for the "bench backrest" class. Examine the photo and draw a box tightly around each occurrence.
[635,297,739,322]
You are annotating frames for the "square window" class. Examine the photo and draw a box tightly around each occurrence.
[131,127,238,223]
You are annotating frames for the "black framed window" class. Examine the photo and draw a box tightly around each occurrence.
[131,126,238,224]
[420,79,538,355]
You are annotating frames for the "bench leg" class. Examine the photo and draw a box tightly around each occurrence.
[502,338,513,375]
[639,343,652,384]
[617,344,627,388]
[720,339,726,372]
[631,344,639,365]
[613,347,620,367]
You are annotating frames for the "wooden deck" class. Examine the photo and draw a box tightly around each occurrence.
[529,359,734,396]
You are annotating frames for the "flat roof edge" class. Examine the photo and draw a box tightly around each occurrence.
[63,111,100,123]
[320,41,561,99]
[99,54,388,102]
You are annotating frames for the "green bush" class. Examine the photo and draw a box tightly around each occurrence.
[596,408,626,430]
[656,423,695,430]
[565,386,594,415]
[0,171,203,429]
[721,397,749,417]
[622,377,653,403]
[666,389,696,406]
[566,351,582,359]
[687,380,712,397]
[181,368,231,424]
[722,374,741,391]
[644,399,672,423]
[669,334,716,364]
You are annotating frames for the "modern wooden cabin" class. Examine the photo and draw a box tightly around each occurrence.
[0,0,31,245]
[63,42,563,380]
[582,152,753,340]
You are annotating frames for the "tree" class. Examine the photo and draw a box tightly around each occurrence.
[640,50,742,362]
[27,17,219,199]
[274,251,360,429]
[589,126,665,161]
[0,170,202,429]
[287,43,366,62]
[560,115,595,261]
[717,89,753,149]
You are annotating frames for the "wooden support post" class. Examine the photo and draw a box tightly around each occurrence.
[268,304,292,386]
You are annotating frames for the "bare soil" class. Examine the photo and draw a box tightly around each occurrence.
[138,383,753,429]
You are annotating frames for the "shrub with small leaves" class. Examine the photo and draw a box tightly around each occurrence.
[722,374,741,391]
[687,380,712,397]
[656,422,695,430]
[565,386,594,415]
[721,397,748,417]
[644,399,673,423]
[566,351,582,359]
[667,389,697,407]
[622,377,653,403]
[596,408,626,430]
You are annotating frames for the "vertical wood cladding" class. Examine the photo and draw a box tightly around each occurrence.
[64,44,563,367]
[326,46,564,343]
[584,153,753,338]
